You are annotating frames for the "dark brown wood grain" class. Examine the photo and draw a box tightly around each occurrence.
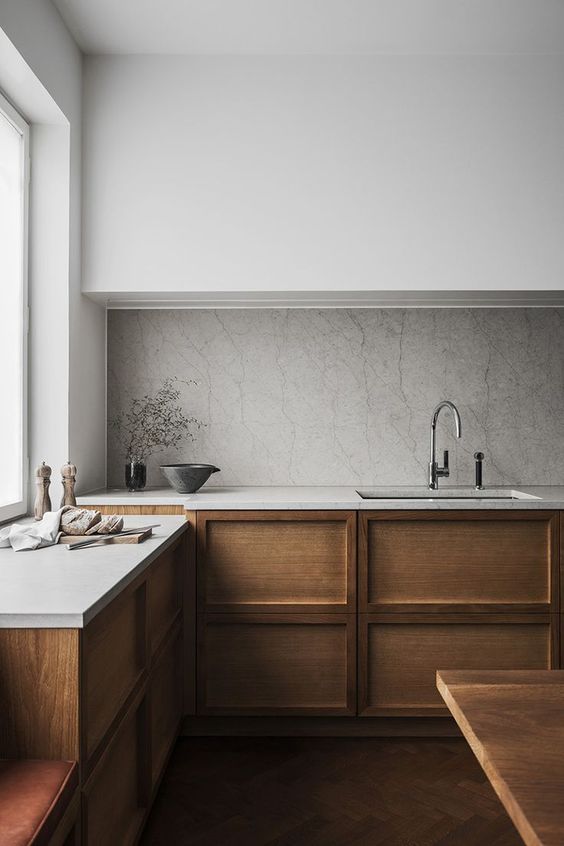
[0,524,189,846]
[359,613,557,716]
[0,628,80,760]
[359,510,559,614]
[181,715,461,737]
[86,504,185,515]
[198,612,356,715]
[140,736,523,846]
[82,688,149,846]
[561,513,564,633]
[147,538,183,657]
[438,669,564,846]
[149,623,183,790]
[184,512,197,716]
[82,582,147,762]
[197,510,356,613]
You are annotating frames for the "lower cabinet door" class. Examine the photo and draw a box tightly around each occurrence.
[359,613,557,716]
[82,583,147,763]
[198,614,356,715]
[150,625,182,791]
[82,691,148,846]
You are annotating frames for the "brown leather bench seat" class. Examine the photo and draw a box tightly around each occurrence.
[0,760,78,846]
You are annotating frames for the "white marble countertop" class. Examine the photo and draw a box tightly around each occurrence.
[0,516,187,628]
[78,485,564,510]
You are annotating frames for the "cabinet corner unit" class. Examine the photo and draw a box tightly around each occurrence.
[69,501,563,733]
[0,531,187,846]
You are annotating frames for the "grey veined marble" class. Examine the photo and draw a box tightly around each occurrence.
[107,308,564,488]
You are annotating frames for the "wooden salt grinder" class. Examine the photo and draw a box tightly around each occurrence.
[61,460,77,507]
[34,461,52,521]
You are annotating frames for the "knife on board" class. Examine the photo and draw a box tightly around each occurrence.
[65,524,161,551]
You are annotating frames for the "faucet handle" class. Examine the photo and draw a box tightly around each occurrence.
[442,450,449,473]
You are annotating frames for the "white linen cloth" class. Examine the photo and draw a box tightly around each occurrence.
[0,508,65,551]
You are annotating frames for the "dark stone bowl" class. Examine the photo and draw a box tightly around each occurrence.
[160,463,220,494]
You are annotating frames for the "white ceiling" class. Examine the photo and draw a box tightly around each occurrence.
[53,0,564,55]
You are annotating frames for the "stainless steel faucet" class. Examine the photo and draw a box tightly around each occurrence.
[428,401,462,489]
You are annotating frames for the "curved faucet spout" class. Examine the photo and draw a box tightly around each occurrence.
[428,401,462,489]
[431,400,462,439]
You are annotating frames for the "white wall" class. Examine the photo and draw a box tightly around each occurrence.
[83,55,564,298]
[0,0,106,496]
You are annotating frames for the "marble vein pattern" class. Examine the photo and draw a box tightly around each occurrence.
[107,308,564,488]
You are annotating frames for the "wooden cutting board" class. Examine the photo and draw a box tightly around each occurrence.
[59,527,153,545]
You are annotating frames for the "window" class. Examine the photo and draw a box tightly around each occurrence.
[0,92,29,522]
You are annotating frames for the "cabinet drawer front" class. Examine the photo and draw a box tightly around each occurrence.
[83,693,148,846]
[148,541,183,656]
[198,511,356,612]
[150,627,182,790]
[199,614,356,715]
[359,614,556,716]
[361,512,558,612]
[83,584,147,761]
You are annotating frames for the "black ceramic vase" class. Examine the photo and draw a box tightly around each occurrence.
[125,460,147,492]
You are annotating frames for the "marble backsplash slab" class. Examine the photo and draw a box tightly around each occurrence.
[107,308,564,488]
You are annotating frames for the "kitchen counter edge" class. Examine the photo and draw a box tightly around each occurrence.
[77,485,564,510]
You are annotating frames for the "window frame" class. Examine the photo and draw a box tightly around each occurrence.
[0,91,30,523]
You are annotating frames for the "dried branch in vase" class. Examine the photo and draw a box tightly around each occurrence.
[110,377,204,462]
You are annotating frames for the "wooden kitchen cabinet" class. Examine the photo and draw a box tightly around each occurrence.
[0,530,188,846]
[196,511,357,716]
[198,613,356,715]
[82,582,147,762]
[88,504,185,516]
[59,504,564,731]
[80,538,185,846]
[359,613,558,716]
[358,510,560,719]
[359,511,559,613]
[197,510,356,613]
[196,509,562,721]
[82,689,149,846]
[80,535,185,844]
[0,629,80,760]
[150,623,183,790]
[147,542,183,657]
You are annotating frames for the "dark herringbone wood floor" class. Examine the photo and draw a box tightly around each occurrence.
[140,737,523,846]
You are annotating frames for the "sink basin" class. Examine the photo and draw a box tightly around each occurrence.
[356,487,541,501]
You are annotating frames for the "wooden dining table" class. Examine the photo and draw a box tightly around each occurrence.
[437,670,564,846]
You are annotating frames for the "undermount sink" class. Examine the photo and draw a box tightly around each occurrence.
[356,487,541,501]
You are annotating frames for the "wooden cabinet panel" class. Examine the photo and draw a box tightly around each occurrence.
[85,505,185,515]
[83,692,148,846]
[197,511,356,612]
[198,614,356,715]
[360,511,559,613]
[0,629,79,760]
[359,613,557,716]
[150,626,182,790]
[148,540,182,657]
[184,512,197,716]
[561,514,564,621]
[82,584,147,761]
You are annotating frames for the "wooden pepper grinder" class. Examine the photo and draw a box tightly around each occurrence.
[61,460,77,507]
[34,461,52,521]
